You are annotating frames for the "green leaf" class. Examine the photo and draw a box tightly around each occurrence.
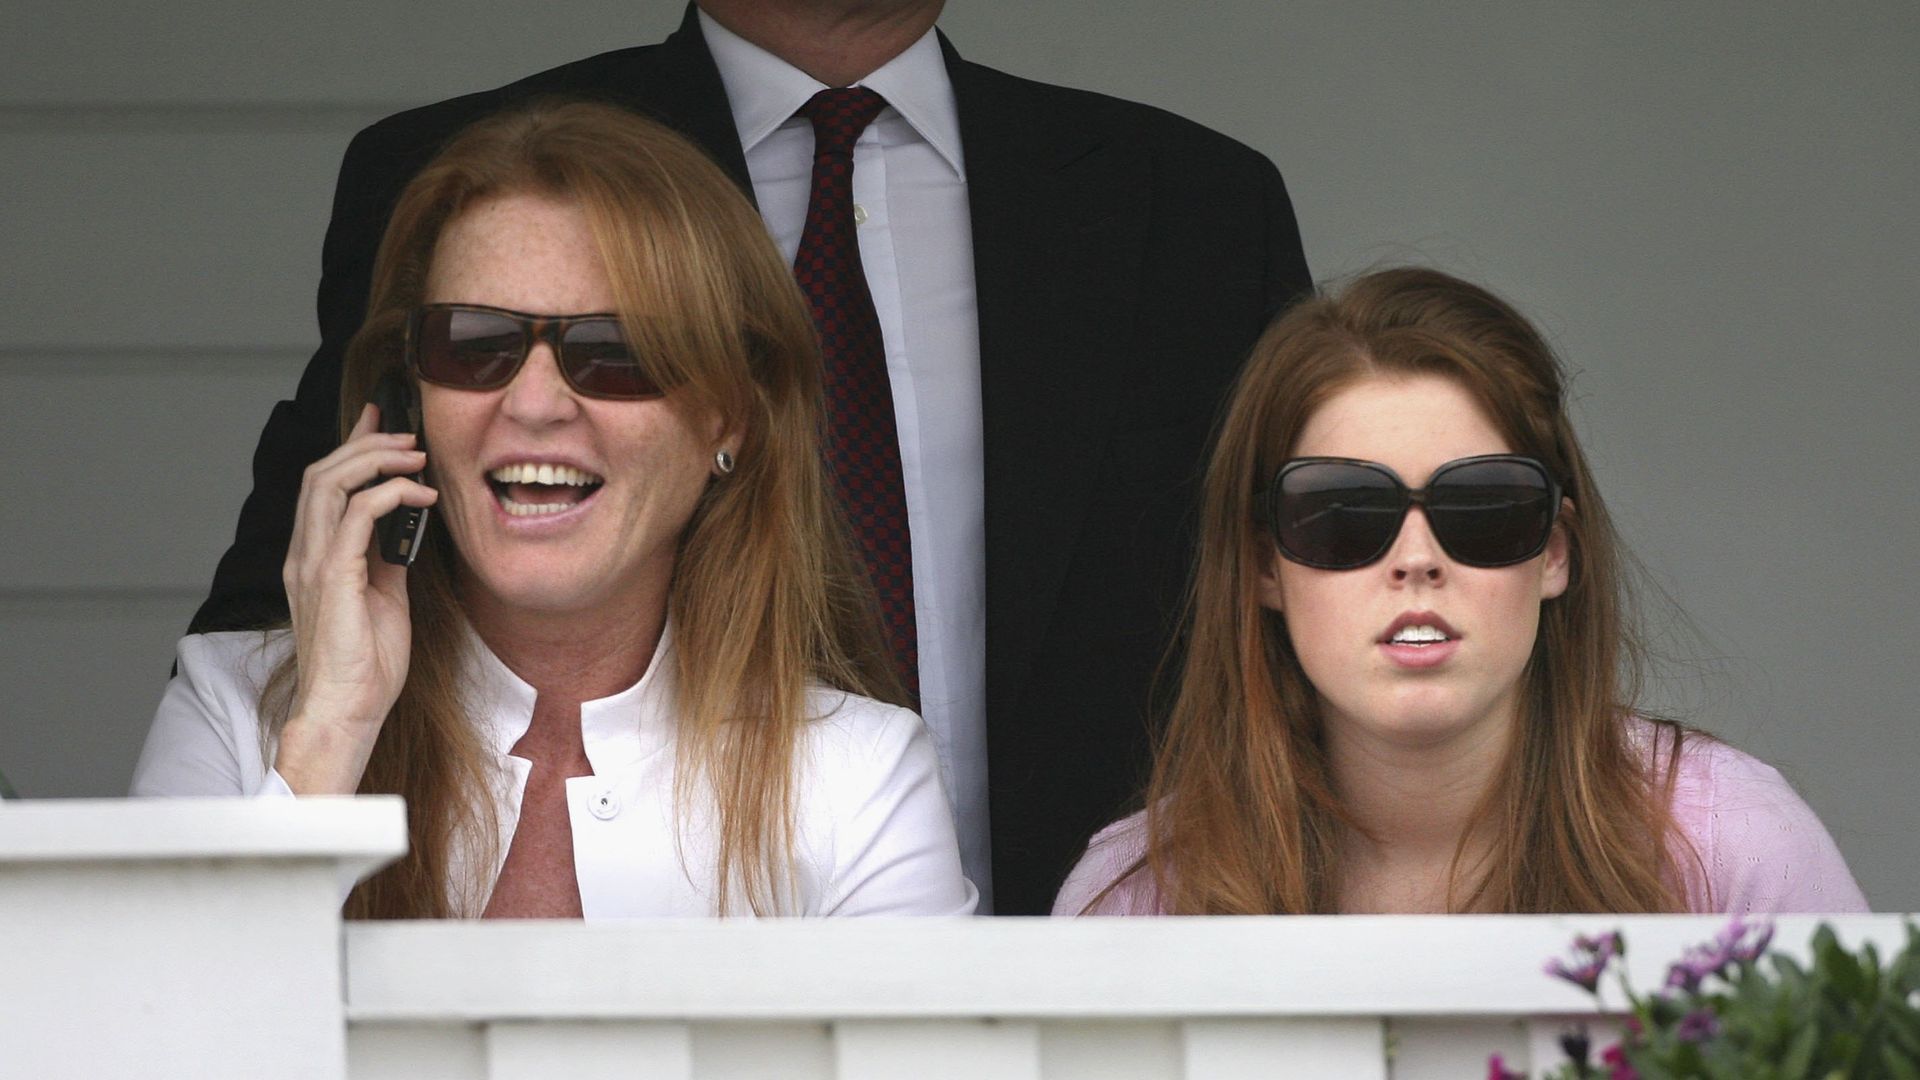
[1818,925,1871,1003]
[1633,1057,1683,1080]
[1699,1044,1753,1080]
[1781,1020,1820,1078]
[1887,1008,1920,1059]
[1891,922,1920,997]
[1883,1040,1920,1080]
[1774,953,1811,994]
[1822,1028,1862,1070]
[1865,941,1888,998]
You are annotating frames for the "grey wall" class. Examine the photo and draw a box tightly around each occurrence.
[3,3,1914,909]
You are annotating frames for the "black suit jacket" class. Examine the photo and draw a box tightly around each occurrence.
[192,7,1311,914]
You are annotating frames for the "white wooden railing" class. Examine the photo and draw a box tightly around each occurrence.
[5,799,1909,1080]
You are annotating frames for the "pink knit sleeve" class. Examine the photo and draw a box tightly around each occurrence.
[1669,736,1869,913]
[1051,811,1165,916]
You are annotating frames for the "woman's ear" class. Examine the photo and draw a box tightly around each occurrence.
[1256,539,1287,613]
[1540,498,1574,600]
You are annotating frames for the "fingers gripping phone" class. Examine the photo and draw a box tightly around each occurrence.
[368,370,430,567]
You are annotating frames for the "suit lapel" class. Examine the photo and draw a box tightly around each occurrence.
[945,39,1151,721]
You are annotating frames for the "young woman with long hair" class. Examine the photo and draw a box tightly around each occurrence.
[132,101,973,918]
[1055,267,1864,916]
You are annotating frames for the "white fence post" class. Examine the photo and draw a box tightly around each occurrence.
[0,797,405,1080]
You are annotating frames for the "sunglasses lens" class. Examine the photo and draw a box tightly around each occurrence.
[1426,459,1557,566]
[561,319,660,398]
[1276,462,1406,568]
[416,308,525,389]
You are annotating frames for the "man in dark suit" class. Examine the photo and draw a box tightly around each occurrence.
[191,1,1310,914]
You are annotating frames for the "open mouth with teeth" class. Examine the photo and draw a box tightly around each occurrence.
[487,463,605,517]
[1387,625,1453,646]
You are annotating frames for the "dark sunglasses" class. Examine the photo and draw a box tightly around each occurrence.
[1256,454,1562,570]
[407,303,662,399]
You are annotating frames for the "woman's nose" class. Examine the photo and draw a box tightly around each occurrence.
[499,341,580,424]
[1386,508,1447,584]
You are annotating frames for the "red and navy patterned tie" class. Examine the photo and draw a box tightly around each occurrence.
[793,87,918,699]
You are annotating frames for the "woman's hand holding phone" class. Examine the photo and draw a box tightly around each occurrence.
[275,402,438,795]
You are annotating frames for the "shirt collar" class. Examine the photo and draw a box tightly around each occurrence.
[697,8,966,180]
[461,617,678,774]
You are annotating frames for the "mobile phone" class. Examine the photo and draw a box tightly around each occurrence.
[367,370,430,567]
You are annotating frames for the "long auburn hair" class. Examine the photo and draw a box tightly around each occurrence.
[262,100,900,918]
[1111,267,1694,914]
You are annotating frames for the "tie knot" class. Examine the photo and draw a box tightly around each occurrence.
[799,86,888,157]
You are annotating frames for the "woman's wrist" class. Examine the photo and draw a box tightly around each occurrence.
[275,709,382,795]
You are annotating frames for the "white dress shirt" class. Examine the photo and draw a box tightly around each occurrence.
[700,13,992,908]
[130,627,977,917]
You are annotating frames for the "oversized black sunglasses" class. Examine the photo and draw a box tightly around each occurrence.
[407,303,662,399]
[1255,454,1562,570]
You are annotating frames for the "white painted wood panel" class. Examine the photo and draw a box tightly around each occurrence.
[344,916,1914,1022]
[0,356,310,591]
[348,1023,486,1080]
[1182,1018,1386,1080]
[1039,1021,1180,1080]
[690,1022,835,1080]
[486,1020,693,1080]
[347,1019,845,1080]
[2,133,343,349]
[1387,1018,1528,1079]
[329,915,1917,1077]
[835,1020,1041,1080]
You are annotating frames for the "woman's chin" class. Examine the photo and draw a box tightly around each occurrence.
[458,564,619,620]
[1395,716,1487,748]
[1337,693,1510,749]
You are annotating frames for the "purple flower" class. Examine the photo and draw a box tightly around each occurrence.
[1487,1052,1526,1080]
[1665,938,1733,993]
[1714,915,1750,950]
[1726,917,1775,964]
[1575,931,1624,960]
[1548,929,1623,992]
[1664,916,1775,993]
[1548,955,1608,993]
[1676,1008,1721,1043]
[1664,961,1702,993]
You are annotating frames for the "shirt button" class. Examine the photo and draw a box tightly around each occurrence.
[853,203,869,226]
[589,790,620,820]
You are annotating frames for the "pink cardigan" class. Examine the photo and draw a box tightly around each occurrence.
[1053,728,1869,916]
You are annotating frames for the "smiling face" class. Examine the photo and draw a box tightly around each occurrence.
[420,191,718,618]
[1257,373,1571,752]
